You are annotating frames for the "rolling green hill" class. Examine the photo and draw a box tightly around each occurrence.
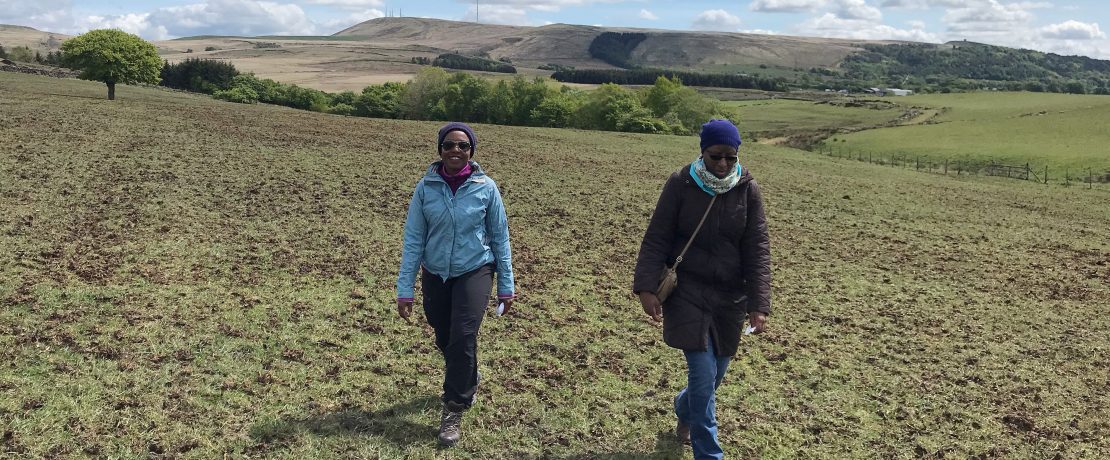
[819,92,1110,176]
[841,42,1110,94]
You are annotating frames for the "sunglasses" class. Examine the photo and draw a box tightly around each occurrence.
[440,141,472,151]
[706,154,738,163]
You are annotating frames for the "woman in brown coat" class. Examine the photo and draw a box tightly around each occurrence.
[633,119,771,459]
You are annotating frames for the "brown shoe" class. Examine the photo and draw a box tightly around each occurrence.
[676,419,691,445]
[437,401,465,447]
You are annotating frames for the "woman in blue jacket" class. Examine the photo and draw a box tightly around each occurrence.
[396,122,516,447]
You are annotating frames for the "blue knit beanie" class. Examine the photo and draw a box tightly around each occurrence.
[437,122,477,156]
[699,119,742,152]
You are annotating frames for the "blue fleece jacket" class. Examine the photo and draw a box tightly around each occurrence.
[396,161,515,300]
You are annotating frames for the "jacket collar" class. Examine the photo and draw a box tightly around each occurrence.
[423,160,486,183]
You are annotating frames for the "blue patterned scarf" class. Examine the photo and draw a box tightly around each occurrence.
[690,159,741,196]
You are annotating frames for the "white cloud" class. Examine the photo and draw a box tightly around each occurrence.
[0,0,68,21]
[467,4,531,25]
[78,13,170,40]
[742,29,779,34]
[463,0,635,25]
[944,1,1039,33]
[797,12,940,41]
[832,0,882,21]
[142,0,317,37]
[0,0,77,33]
[692,9,742,31]
[750,0,826,13]
[1040,20,1105,40]
[320,8,385,33]
[639,9,659,20]
[879,0,965,8]
[302,0,383,7]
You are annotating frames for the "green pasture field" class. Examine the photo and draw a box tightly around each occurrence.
[822,92,1110,175]
[724,99,905,139]
[1,72,1108,458]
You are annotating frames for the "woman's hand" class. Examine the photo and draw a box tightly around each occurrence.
[749,312,768,334]
[496,297,514,315]
[397,299,414,323]
[638,292,662,322]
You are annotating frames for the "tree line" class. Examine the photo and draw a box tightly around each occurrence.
[551,68,788,91]
[166,59,735,135]
[431,53,516,73]
[840,42,1110,95]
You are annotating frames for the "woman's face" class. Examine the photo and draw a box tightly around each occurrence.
[702,144,738,178]
[439,130,472,173]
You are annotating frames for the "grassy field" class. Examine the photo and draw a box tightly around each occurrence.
[822,92,1110,175]
[1,72,1109,459]
[724,99,907,141]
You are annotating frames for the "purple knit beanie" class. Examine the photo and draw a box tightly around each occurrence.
[699,119,742,152]
[437,122,477,156]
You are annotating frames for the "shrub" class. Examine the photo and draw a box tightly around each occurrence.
[530,94,579,128]
[355,82,404,118]
[328,103,355,116]
[161,58,239,93]
[432,53,516,73]
[214,86,259,103]
[400,67,450,120]
[7,46,35,62]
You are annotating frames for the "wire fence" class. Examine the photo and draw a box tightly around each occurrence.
[814,145,1109,190]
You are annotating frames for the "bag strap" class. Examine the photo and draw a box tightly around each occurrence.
[672,194,718,269]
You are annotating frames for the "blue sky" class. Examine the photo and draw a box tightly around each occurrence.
[3,1,1109,58]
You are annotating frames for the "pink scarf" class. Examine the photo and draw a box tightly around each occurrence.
[439,162,473,195]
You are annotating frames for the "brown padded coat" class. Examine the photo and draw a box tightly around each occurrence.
[633,165,771,357]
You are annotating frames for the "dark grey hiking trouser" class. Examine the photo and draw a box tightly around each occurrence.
[421,263,493,408]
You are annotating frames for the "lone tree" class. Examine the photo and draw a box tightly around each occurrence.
[61,29,162,100]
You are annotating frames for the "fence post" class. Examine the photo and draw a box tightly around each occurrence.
[869,152,872,164]
[1066,168,1070,186]
[1090,168,1095,190]
[1044,165,1048,184]
[944,159,948,175]
[1025,163,1030,181]
[916,157,920,171]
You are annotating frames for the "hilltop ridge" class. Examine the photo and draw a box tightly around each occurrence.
[333,17,894,70]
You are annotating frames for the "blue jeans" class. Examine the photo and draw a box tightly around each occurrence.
[674,335,732,460]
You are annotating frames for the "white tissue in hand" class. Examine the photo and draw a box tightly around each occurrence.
[496,302,505,316]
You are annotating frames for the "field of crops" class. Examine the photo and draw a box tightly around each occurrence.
[2,72,1108,458]
[822,92,1110,175]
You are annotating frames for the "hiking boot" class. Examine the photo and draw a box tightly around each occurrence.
[673,393,691,444]
[676,419,691,445]
[437,401,466,447]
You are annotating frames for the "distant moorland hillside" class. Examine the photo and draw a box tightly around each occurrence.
[5,18,1110,94]
[333,17,883,71]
